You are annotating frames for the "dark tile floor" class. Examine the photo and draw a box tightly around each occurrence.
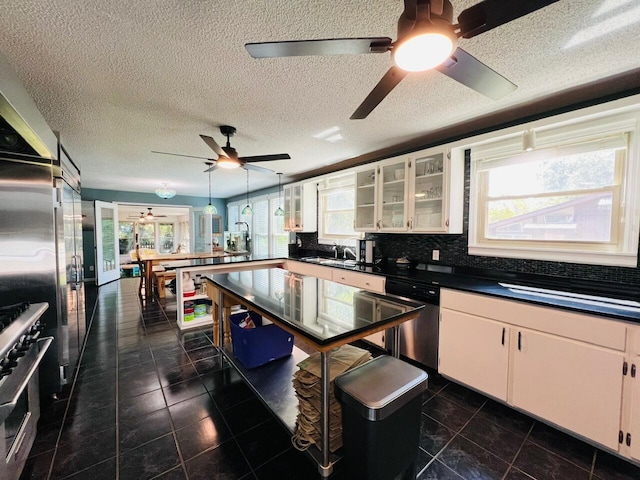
[18,278,640,480]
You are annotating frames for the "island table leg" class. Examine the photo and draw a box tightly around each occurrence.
[318,350,333,477]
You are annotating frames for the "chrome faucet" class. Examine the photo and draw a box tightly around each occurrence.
[332,242,339,259]
[343,247,356,260]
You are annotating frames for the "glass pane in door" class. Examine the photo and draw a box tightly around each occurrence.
[380,160,406,230]
[355,168,376,230]
[94,200,120,285]
[413,152,444,230]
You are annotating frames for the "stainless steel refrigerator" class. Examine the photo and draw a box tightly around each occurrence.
[0,51,85,398]
[0,147,85,397]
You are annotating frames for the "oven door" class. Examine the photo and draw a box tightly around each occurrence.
[0,337,53,480]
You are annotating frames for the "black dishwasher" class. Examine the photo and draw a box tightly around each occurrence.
[385,278,440,370]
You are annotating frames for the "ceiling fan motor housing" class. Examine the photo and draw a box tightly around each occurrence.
[220,125,237,137]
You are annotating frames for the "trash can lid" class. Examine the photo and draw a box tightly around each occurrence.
[334,355,428,421]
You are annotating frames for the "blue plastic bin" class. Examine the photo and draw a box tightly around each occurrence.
[229,311,294,369]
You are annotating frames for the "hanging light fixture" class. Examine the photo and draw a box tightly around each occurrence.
[274,172,284,217]
[155,183,176,199]
[203,162,217,214]
[241,169,253,215]
[145,207,154,220]
[138,212,146,223]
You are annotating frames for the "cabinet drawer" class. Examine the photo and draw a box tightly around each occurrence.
[332,270,385,293]
[284,261,333,280]
[441,289,627,351]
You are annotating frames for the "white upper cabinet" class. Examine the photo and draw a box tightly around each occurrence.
[284,181,317,232]
[355,155,409,233]
[408,147,464,233]
[354,165,377,231]
[378,156,410,232]
[354,146,463,234]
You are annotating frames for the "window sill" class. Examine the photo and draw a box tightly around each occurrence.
[468,245,638,268]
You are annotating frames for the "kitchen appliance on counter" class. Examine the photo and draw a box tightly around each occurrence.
[0,302,52,480]
[0,53,86,398]
[384,278,439,370]
[358,239,376,265]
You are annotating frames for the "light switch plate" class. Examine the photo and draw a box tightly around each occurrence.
[432,250,440,261]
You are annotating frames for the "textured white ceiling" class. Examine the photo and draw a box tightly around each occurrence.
[2,0,640,198]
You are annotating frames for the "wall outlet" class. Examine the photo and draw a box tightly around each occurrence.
[89,265,94,271]
[432,250,440,261]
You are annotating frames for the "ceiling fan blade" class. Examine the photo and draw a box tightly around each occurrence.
[240,153,291,163]
[151,150,213,160]
[203,164,219,173]
[199,134,229,158]
[457,0,559,39]
[436,47,517,100]
[245,38,392,58]
[243,164,274,174]
[351,66,409,120]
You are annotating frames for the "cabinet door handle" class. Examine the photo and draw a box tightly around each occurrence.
[619,431,624,444]
[501,327,505,346]
[518,332,522,351]
[632,364,637,378]
[627,433,632,447]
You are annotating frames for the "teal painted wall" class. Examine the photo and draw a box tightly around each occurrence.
[82,188,226,279]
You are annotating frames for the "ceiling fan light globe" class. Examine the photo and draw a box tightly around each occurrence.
[393,32,455,72]
[216,157,241,169]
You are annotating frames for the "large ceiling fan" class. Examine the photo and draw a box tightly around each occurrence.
[245,0,558,119]
[152,125,291,174]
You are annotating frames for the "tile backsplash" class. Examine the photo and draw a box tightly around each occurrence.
[297,153,640,287]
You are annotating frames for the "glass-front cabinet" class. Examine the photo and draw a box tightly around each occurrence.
[410,150,446,232]
[354,146,463,234]
[354,166,377,230]
[408,146,464,233]
[284,181,317,232]
[378,156,409,231]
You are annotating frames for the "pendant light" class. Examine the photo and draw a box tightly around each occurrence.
[155,183,176,199]
[241,169,253,215]
[274,172,284,217]
[203,162,217,214]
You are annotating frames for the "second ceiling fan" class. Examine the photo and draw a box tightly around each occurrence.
[245,0,558,119]
[153,125,291,174]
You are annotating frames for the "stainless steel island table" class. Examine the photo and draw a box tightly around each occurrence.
[206,267,425,476]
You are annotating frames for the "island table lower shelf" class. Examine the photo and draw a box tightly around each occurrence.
[219,343,343,470]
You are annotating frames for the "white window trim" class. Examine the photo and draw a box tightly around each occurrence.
[456,94,640,268]
[317,172,361,247]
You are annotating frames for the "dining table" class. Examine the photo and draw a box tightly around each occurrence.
[136,250,248,297]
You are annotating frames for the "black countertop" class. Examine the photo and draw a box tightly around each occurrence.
[289,254,640,324]
[160,252,640,323]
[205,267,424,347]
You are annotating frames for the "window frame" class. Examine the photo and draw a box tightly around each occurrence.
[459,100,640,267]
[317,172,361,247]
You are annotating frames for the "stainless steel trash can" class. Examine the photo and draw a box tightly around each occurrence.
[334,355,428,480]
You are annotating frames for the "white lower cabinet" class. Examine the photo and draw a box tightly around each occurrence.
[440,288,631,458]
[439,310,509,401]
[629,365,640,460]
[511,328,624,450]
[623,327,640,460]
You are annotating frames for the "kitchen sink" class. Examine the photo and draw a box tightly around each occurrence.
[300,257,358,267]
